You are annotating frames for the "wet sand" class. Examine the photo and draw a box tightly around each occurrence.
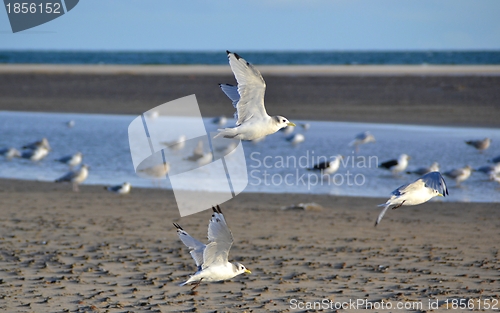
[0,66,499,312]
[0,179,499,312]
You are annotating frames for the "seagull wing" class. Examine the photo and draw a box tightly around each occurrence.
[420,171,449,196]
[55,170,77,182]
[174,223,206,268]
[202,205,234,269]
[219,84,240,108]
[227,51,268,125]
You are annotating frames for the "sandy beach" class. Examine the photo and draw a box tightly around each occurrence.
[1,66,499,312]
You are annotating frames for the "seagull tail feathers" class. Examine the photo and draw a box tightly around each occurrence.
[214,128,238,139]
[375,204,391,227]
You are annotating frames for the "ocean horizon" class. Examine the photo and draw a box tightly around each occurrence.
[1,50,500,65]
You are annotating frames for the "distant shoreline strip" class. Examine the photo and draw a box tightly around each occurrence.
[1,64,500,76]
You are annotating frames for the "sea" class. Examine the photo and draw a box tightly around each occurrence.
[0,50,500,65]
[1,111,499,203]
[0,50,499,203]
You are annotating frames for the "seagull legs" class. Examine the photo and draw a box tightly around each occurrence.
[392,200,406,210]
[190,278,203,291]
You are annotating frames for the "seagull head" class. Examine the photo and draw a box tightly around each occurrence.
[274,116,295,129]
[234,262,251,275]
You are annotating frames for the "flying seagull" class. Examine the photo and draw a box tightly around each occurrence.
[215,51,295,141]
[375,172,449,226]
[174,205,251,290]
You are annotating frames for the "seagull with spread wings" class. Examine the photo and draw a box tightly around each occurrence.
[215,51,295,141]
[174,205,251,290]
[375,171,449,226]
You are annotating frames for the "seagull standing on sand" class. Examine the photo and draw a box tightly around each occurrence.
[407,162,440,175]
[349,131,375,152]
[375,172,449,226]
[379,154,410,175]
[465,138,491,152]
[308,155,343,175]
[55,152,83,168]
[174,205,251,290]
[443,165,473,186]
[215,51,295,141]
[105,182,131,195]
[55,164,89,192]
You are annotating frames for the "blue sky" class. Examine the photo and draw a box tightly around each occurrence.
[1,0,499,51]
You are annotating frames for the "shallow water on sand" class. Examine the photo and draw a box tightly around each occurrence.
[1,111,499,203]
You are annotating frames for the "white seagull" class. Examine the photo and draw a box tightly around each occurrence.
[407,162,440,175]
[212,115,228,126]
[138,163,170,178]
[174,205,251,290]
[162,135,186,151]
[0,147,21,160]
[286,133,305,145]
[184,140,206,162]
[488,155,500,164]
[55,164,89,192]
[465,138,491,152]
[55,152,83,168]
[443,165,473,185]
[215,51,295,141]
[476,163,500,176]
[23,137,51,151]
[21,146,49,162]
[349,131,375,152]
[379,154,410,174]
[105,182,131,195]
[308,155,343,175]
[375,172,449,226]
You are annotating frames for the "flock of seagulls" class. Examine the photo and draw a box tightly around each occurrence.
[0,51,497,290]
[1,133,130,194]
[172,51,499,289]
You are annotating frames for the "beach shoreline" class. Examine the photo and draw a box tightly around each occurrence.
[0,65,499,127]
